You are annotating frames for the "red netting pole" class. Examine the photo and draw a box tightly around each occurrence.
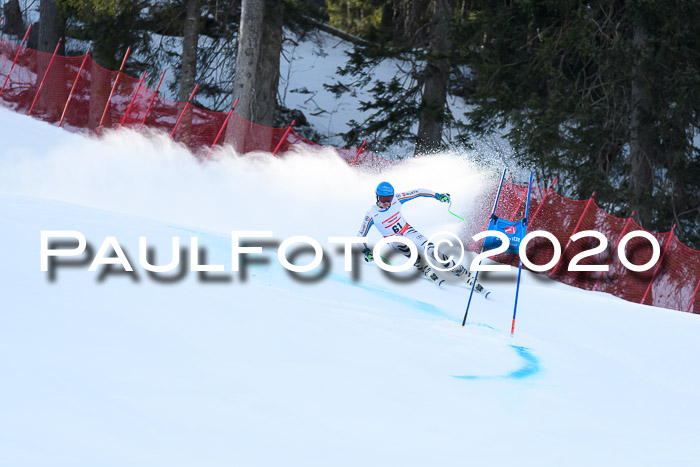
[640,227,676,305]
[59,49,90,127]
[138,70,166,132]
[687,280,700,313]
[550,191,596,278]
[170,83,199,139]
[205,97,238,161]
[28,38,62,116]
[527,177,558,225]
[350,138,368,166]
[0,24,32,97]
[97,47,131,136]
[119,70,147,128]
[592,211,635,292]
[272,120,295,155]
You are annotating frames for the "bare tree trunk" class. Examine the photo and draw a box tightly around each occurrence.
[628,26,654,227]
[254,1,282,127]
[232,0,265,122]
[38,0,64,54]
[179,0,200,102]
[404,0,419,39]
[29,0,64,118]
[88,58,106,132]
[177,0,200,147]
[229,0,283,152]
[231,0,282,124]
[416,0,453,154]
[2,0,25,36]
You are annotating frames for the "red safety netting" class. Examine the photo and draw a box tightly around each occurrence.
[0,36,389,165]
[1,36,698,313]
[467,181,700,314]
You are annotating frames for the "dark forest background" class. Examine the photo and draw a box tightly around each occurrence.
[2,0,699,248]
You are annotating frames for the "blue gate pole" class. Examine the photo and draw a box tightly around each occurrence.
[462,270,481,327]
[462,169,507,327]
[510,172,533,335]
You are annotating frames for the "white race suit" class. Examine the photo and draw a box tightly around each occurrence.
[357,188,467,276]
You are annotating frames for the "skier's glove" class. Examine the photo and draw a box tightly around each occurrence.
[435,193,451,203]
[362,248,374,262]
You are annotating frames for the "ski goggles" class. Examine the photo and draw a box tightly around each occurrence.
[377,195,393,203]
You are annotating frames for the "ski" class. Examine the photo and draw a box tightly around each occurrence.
[473,281,491,299]
[422,266,446,287]
[459,272,492,299]
[422,266,491,298]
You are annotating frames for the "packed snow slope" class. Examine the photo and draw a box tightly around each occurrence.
[1,106,700,466]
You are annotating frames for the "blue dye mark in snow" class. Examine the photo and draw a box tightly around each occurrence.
[156,238,531,378]
[507,346,540,379]
[453,345,540,381]
[357,285,453,320]
[328,272,455,320]
[329,273,501,333]
[453,374,479,380]
[467,322,500,332]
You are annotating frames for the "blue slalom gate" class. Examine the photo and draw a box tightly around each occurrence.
[462,170,534,335]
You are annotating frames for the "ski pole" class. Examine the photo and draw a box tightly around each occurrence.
[447,202,466,221]
[462,168,507,326]
[511,172,533,335]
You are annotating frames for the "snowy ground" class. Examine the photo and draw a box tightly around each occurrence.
[2,106,700,466]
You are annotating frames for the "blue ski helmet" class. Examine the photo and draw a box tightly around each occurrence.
[376,182,394,197]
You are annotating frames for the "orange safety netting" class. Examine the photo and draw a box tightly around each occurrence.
[1,37,698,313]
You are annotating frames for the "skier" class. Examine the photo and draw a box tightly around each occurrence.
[357,181,477,288]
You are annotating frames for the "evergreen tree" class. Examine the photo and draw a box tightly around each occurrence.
[58,0,146,70]
[461,0,700,247]
[416,0,454,154]
[325,0,462,153]
[145,0,241,109]
[325,0,384,38]
[2,0,25,36]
